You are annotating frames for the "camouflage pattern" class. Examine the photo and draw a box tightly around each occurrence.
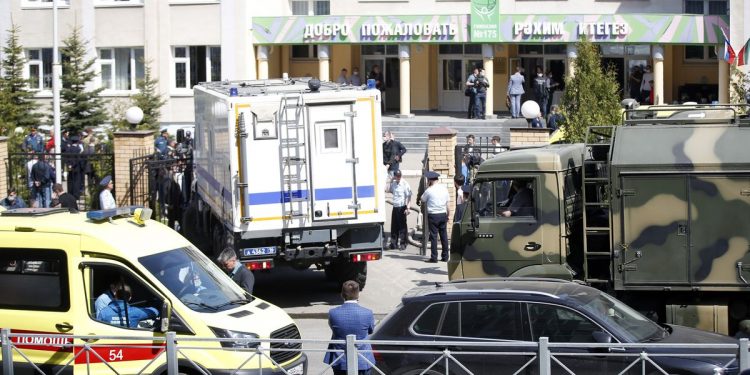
[450,106,750,333]
[448,144,583,281]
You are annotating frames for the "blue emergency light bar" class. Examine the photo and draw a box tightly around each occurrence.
[86,206,140,221]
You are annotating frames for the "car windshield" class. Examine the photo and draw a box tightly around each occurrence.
[579,291,664,342]
[139,247,251,313]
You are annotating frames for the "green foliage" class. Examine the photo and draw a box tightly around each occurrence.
[60,27,107,134]
[559,38,622,143]
[130,61,165,130]
[729,64,749,114]
[0,24,41,137]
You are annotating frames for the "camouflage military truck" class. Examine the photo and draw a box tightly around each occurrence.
[449,104,750,334]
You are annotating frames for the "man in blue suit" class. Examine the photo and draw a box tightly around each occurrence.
[324,280,375,375]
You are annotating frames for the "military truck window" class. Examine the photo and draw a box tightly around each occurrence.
[475,178,535,218]
[527,303,599,343]
[460,301,522,341]
[0,249,69,311]
[84,264,162,331]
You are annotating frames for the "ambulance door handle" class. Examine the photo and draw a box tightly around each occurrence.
[55,322,73,332]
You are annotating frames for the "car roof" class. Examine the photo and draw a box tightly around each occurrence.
[0,208,192,258]
[402,278,598,304]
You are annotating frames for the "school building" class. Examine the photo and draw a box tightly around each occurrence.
[1,0,747,125]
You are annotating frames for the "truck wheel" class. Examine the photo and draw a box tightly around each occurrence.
[324,263,338,282]
[338,262,367,291]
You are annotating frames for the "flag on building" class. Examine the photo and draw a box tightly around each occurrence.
[738,38,750,66]
[720,28,736,64]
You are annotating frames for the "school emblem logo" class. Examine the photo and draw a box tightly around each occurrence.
[472,0,497,20]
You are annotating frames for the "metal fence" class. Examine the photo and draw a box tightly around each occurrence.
[128,152,192,225]
[2,329,747,375]
[453,140,508,184]
[7,152,114,211]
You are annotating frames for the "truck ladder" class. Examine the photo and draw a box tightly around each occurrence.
[279,94,309,219]
[582,125,615,285]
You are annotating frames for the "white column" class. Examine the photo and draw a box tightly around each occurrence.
[257,45,269,79]
[566,44,578,78]
[718,44,730,103]
[482,44,496,119]
[221,0,256,80]
[652,45,665,105]
[397,44,414,118]
[318,45,330,81]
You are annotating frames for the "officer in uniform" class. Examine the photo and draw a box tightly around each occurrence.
[420,171,450,263]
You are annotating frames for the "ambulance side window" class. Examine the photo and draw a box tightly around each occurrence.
[86,264,162,331]
[0,249,69,311]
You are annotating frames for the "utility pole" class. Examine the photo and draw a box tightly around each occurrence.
[52,0,62,184]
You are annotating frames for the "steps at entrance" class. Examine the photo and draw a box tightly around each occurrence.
[382,112,522,152]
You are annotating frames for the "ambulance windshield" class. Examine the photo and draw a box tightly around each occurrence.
[139,246,251,313]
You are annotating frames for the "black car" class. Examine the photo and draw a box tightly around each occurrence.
[370,278,739,375]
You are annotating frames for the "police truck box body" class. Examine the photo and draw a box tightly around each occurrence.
[188,78,385,287]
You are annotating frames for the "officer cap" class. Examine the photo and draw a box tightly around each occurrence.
[99,175,112,187]
[425,171,440,180]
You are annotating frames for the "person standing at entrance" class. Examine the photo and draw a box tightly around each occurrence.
[533,66,550,118]
[508,66,525,118]
[628,65,643,102]
[474,69,490,120]
[386,170,412,250]
[465,67,479,119]
[640,65,653,105]
[369,65,385,113]
[421,171,450,263]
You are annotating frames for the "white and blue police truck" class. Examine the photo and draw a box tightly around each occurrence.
[185,78,385,288]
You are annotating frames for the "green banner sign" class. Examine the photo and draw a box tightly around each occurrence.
[495,14,728,44]
[470,0,500,42]
[253,15,470,44]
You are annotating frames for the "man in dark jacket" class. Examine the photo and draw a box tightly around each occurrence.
[31,155,53,208]
[217,247,254,295]
[382,131,407,177]
[52,183,78,212]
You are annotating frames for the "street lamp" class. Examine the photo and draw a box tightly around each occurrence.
[125,106,144,129]
[52,0,62,184]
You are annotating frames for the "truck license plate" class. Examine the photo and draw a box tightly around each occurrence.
[243,246,276,256]
[287,364,304,375]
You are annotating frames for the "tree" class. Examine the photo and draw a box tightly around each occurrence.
[60,27,107,134]
[559,37,622,143]
[0,24,41,137]
[130,61,165,130]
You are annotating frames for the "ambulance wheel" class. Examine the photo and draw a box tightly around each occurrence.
[338,262,367,291]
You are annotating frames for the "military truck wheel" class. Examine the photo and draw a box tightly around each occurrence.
[337,262,367,290]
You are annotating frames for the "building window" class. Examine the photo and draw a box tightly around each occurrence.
[438,44,482,55]
[26,48,53,91]
[685,0,727,15]
[21,0,70,7]
[173,46,221,90]
[291,0,329,15]
[684,45,716,61]
[518,44,567,55]
[291,45,318,59]
[98,48,144,91]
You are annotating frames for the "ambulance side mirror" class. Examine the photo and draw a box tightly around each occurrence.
[160,301,171,332]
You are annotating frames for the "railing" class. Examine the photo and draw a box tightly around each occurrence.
[1,329,747,375]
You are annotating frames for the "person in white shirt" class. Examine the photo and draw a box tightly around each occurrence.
[99,175,116,209]
[386,170,412,250]
[336,68,349,85]
[420,171,450,263]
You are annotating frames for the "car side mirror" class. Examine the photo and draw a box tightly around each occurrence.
[592,330,612,344]
[160,301,171,332]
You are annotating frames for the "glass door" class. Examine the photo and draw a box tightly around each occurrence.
[438,59,483,112]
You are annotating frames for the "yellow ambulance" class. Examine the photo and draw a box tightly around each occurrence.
[0,207,306,374]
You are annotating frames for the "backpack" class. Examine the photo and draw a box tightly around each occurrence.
[534,76,549,98]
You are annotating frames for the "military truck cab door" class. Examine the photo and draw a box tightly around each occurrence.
[306,101,358,221]
[74,258,170,374]
[460,175,549,277]
[0,233,77,374]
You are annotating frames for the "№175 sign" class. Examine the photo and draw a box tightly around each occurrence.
[470,0,500,42]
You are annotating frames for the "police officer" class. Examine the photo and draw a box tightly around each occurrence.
[97,283,159,328]
[155,129,169,158]
[420,171,450,263]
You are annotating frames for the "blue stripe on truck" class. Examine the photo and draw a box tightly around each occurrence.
[247,185,375,206]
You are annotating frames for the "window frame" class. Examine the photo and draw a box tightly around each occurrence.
[98,47,145,93]
[291,0,330,15]
[20,0,71,8]
[25,48,54,93]
[291,45,319,60]
[684,0,728,15]
[93,0,144,7]
[0,248,70,312]
[172,45,221,92]
[409,300,527,342]
[524,302,619,344]
[683,45,717,63]
[472,176,538,221]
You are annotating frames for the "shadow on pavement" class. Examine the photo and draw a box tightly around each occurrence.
[252,266,341,309]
